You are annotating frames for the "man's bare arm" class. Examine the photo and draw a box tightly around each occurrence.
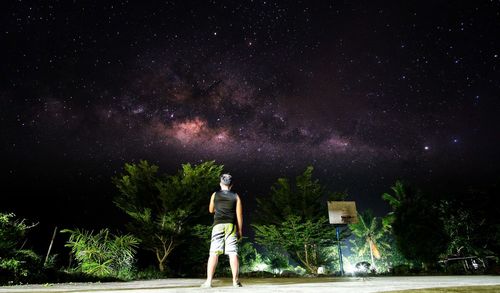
[209,192,216,214]
[236,194,243,239]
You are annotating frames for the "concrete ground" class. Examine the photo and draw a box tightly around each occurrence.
[1,276,500,293]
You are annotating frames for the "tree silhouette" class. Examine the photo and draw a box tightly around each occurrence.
[392,189,449,268]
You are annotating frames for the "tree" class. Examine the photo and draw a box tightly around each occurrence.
[439,181,500,258]
[381,180,406,229]
[291,167,328,218]
[392,189,449,268]
[254,215,338,273]
[256,166,335,225]
[253,167,347,273]
[349,211,386,270]
[113,160,223,272]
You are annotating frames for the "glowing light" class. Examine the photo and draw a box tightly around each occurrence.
[344,262,355,275]
[254,262,268,271]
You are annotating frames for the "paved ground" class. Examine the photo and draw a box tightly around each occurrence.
[1,276,500,293]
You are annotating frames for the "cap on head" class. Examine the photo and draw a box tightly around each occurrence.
[220,173,232,186]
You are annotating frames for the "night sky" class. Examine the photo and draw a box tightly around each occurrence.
[1,1,500,237]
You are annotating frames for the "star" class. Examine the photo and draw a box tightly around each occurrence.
[2,1,499,243]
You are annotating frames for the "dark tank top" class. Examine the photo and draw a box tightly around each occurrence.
[213,190,237,225]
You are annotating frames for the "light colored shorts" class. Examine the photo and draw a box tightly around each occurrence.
[209,223,238,256]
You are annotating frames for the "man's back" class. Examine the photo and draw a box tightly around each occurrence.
[214,190,237,225]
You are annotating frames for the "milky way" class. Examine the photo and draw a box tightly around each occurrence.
[93,60,386,165]
[1,1,499,214]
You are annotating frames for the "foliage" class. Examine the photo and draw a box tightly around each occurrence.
[381,181,449,269]
[392,188,449,266]
[381,180,406,229]
[254,215,340,273]
[349,211,409,273]
[255,166,345,225]
[349,210,387,271]
[134,266,168,280]
[381,180,500,273]
[253,167,347,274]
[378,232,414,272]
[61,228,139,279]
[438,181,500,258]
[0,213,37,254]
[238,241,267,273]
[0,218,43,284]
[0,249,45,285]
[0,212,44,285]
[112,160,223,272]
[262,249,290,274]
[439,200,477,257]
[171,224,212,276]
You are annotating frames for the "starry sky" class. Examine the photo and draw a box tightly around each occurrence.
[1,1,499,229]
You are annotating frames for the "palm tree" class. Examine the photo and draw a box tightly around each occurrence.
[349,211,386,270]
[381,180,406,229]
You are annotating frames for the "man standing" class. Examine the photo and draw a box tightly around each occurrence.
[201,173,243,288]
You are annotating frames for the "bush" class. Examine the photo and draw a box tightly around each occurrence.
[0,252,42,285]
[134,266,168,280]
[240,270,276,278]
[392,264,411,275]
[263,249,290,274]
[0,212,43,285]
[61,228,140,280]
[239,241,266,273]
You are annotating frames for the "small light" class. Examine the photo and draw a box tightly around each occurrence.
[424,146,429,150]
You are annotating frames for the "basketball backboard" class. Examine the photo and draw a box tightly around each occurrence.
[327,201,358,224]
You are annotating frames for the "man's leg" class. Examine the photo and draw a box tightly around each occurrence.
[203,224,224,287]
[229,253,240,285]
[205,254,219,284]
[225,224,241,287]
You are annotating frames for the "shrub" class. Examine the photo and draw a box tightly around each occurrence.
[0,212,43,285]
[61,228,139,279]
[134,266,168,280]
